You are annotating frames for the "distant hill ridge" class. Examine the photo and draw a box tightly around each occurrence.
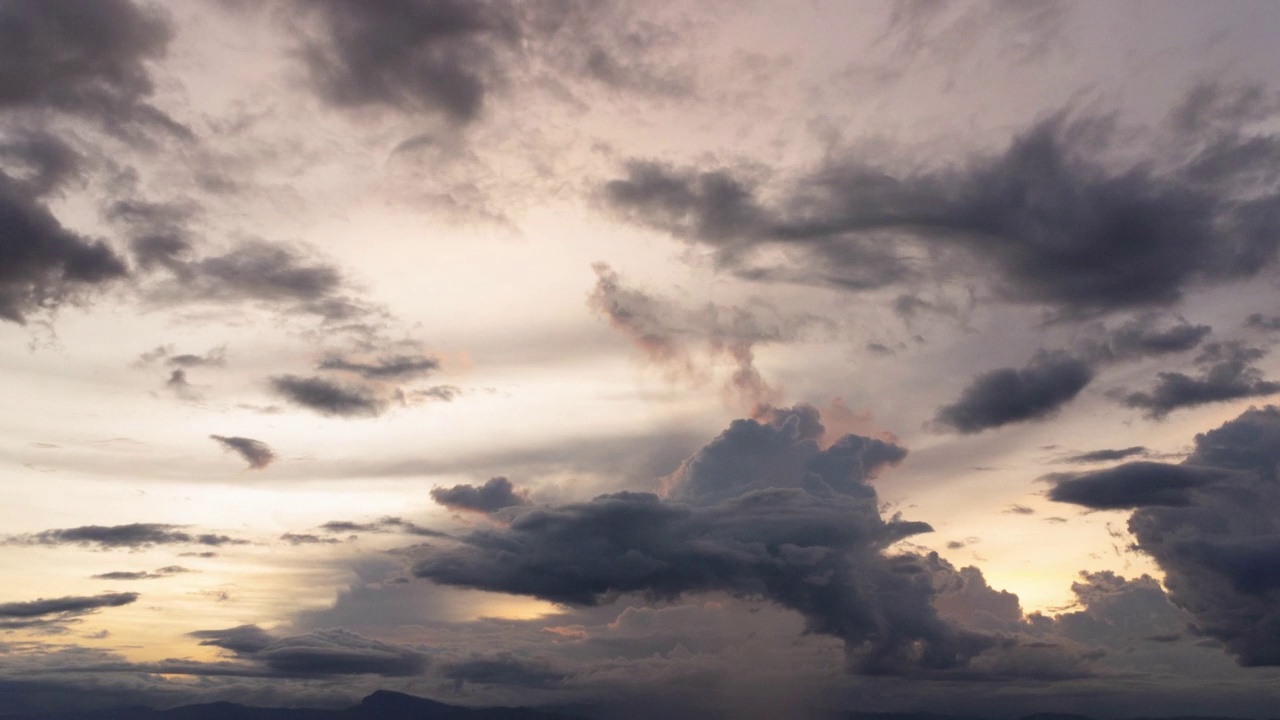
[3,692,1275,720]
[0,690,582,720]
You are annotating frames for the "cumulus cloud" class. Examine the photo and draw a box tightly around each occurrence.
[430,476,530,514]
[1117,342,1280,418]
[4,523,246,549]
[413,405,1015,675]
[601,92,1280,318]
[209,434,276,470]
[269,375,386,418]
[934,351,1093,433]
[1051,405,1280,666]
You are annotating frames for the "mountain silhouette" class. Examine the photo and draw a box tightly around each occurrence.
[0,690,583,720]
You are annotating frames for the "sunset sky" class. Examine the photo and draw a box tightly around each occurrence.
[4,1,1280,718]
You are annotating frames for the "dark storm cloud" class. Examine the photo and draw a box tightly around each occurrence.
[934,351,1093,433]
[430,476,530,514]
[1062,446,1148,464]
[269,375,386,418]
[415,405,1010,675]
[0,170,129,324]
[209,434,276,470]
[0,0,182,134]
[601,95,1280,318]
[318,354,440,380]
[1116,342,1280,418]
[5,523,246,549]
[0,592,137,618]
[298,0,517,123]
[189,625,428,677]
[1049,406,1280,666]
[588,262,811,407]
[90,566,190,581]
[1047,462,1226,510]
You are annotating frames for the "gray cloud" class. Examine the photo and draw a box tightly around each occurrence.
[189,624,428,677]
[133,344,227,368]
[164,368,199,401]
[0,0,182,135]
[1062,446,1149,464]
[1117,342,1280,418]
[318,354,440,380]
[414,405,1004,675]
[269,375,386,418]
[0,592,138,618]
[209,434,276,470]
[0,152,129,323]
[189,624,275,655]
[1047,462,1226,510]
[934,351,1093,433]
[430,476,530,514]
[169,347,227,368]
[280,533,341,546]
[1082,315,1213,363]
[317,516,446,538]
[588,262,809,408]
[297,0,516,123]
[440,655,567,690]
[0,592,138,630]
[601,92,1280,318]
[90,566,190,581]
[407,385,461,403]
[5,523,246,549]
[1245,313,1280,331]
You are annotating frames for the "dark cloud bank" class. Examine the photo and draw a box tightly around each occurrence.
[1049,404,1280,665]
[413,404,1071,676]
[602,87,1280,319]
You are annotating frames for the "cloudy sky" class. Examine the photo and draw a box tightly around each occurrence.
[4,1,1280,718]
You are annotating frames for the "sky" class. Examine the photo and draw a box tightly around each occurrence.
[3,1,1280,718]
